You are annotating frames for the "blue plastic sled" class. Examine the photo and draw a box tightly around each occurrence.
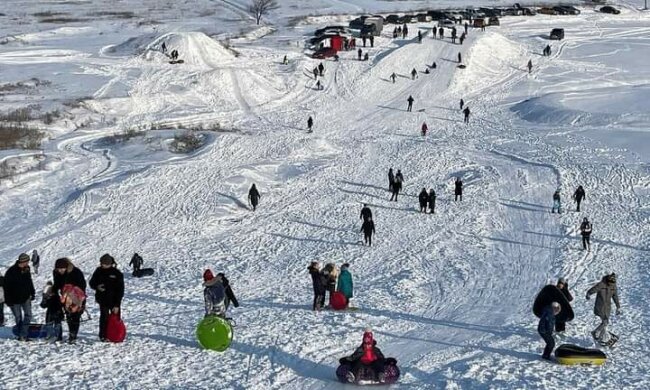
[12,324,50,339]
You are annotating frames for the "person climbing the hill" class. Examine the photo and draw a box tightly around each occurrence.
[432,27,437,39]
[411,68,418,80]
[555,277,573,333]
[390,171,403,201]
[439,27,444,39]
[361,217,376,246]
[462,106,470,123]
[4,253,35,341]
[316,80,322,90]
[308,262,326,311]
[312,67,319,79]
[360,204,372,222]
[40,281,63,342]
[217,273,239,311]
[322,263,338,306]
[421,122,428,136]
[358,48,362,61]
[573,185,586,212]
[431,61,437,69]
[459,99,464,110]
[552,189,562,214]
[527,59,533,74]
[337,263,353,306]
[203,270,226,318]
[390,72,397,83]
[248,184,261,211]
[129,253,143,274]
[364,52,369,61]
[343,329,386,383]
[318,62,324,76]
[417,30,422,43]
[307,116,314,132]
[459,32,466,45]
[31,250,40,275]
[454,177,463,201]
[458,52,462,64]
[428,188,437,214]
[407,95,414,112]
[580,217,592,251]
[395,170,404,186]
[53,258,86,343]
[419,188,429,213]
[89,254,124,342]
[388,168,395,192]
[0,270,5,327]
[586,273,621,344]
[538,302,561,360]
[282,55,288,65]
[161,42,167,54]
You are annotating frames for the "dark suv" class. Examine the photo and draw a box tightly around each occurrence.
[550,28,564,40]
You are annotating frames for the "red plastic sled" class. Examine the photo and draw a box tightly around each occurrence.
[106,313,127,343]
[330,291,348,311]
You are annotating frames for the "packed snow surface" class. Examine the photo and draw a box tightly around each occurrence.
[0,1,649,389]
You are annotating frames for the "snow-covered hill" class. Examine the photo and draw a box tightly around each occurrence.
[0,1,649,389]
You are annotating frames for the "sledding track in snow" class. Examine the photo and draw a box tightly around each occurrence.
[1,3,650,389]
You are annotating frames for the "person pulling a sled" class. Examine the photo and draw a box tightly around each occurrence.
[586,273,621,345]
[343,329,386,383]
[89,254,124,342]
[203,270,226,318]
[129,253,144,274]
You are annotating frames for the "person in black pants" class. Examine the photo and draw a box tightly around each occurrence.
[248,184,261,211]
[217,273,239,311]
[555,278,573,333]
[418,188,429,213]
[129,253,143,274]
[89,254,124,341]
[454,177,463,201]
[308,262,326,311]
[428,188,437,214]
[538,302,560,360]
[53,258,86,343]
[361,217,376,246]
[580,217,592,251]
[360,204,372,222]
[573,185,585,212]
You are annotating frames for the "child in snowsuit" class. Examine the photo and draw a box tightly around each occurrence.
[308,262,326,311]
[552,189,562,213]
[129,253,143,274]
[586,273,621,343]
[421,122,428,136]
[40,281,63,341]
[343,329,386,383]
[203,270,226,318]
[538,302,560,360]
[337,263,353,306]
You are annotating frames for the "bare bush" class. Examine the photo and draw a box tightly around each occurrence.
[169,131,205,153]
[39,17,88,23]
[249,0,278,25]
[101,129,144,145]
[41,109,61,125]
[0,123,45,150]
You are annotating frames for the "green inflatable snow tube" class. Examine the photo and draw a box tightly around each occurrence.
[196,315,233,352]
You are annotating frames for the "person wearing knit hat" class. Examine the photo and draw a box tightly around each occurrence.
[3,254,36,340]
[308,262,326,311]
[555,277,574,333]
[52,257,86,343]
[203,269,226,318]
[342,328,386,383]
[89,254,124,341]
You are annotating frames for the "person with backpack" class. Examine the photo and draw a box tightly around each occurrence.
[216,273,239,311]
[421,122,428,136]
[360,204,372,222]
[40,281,63,342]
[586,273,621,344]
[552,189,562,214]
[89,254,124,342]
[308,262,326,311]
[388,168,395,192]
[4,253,35,341]
[407,95,414,112]
[337,263,353,306]
[248,184,261,211]
[31,250,40,275]
[307,116,314,132]
[538,302,561,360]
[454,177,463,201]
[580,217,592,251]
[573,185,585,212]
[129,253,143,274]
[0,270,5,327]
[428,188,437,214]
[53,258,86,343]
[554,277,573,333]
[202,270,226,318]
[462,106,470,123]
[361,217,376,246]
[418,188,429,213]
[410,68,418,80]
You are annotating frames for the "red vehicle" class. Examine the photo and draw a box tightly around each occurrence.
[312,47,337,59]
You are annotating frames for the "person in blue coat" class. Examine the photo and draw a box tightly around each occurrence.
[337,263,354,305]
[538,302,561,360]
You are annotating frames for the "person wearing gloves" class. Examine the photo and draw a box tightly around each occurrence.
[3,253,35,341]
[89,254,125,341]
[586,273,621,343]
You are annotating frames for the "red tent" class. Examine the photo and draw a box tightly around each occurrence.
[330,35,343,52]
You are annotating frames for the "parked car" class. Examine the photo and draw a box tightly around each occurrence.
[550,28,565,40]
[314,26,347,36]
[348,18,365,30]
[398,14,416,23]
[600,6,620,14]
[502,8,522,16]
[558,6,580,15]
[538,7,558,15]
[312,47,337,59]
[439,19,455,26]
[385,14,400,24]
[416,13,431,22]
[489,16,500,26]
[521,7,536,16]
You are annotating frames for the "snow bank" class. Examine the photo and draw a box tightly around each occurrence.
[143,32,236,68]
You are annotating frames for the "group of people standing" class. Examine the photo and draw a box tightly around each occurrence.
[308,262,354,311]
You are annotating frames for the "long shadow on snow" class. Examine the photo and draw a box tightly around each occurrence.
[129,332,197,348]
[288,219,352,233]
[457,232,559,250]
[338,180,417,199]
[215,191,249,210]
[268,232,361,247]
[498,202,548,214]
[377,104,408,112]
[524,230,649,252]
[371,34,426,65]
[501,199,549,210]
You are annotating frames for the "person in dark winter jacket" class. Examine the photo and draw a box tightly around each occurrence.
[360,204,372,222]
[454,177,463,201]
[357,48,362,60]
[580,217,592,251]
[587,273,620,343]
[552,189,562,214]
[555,277,573,332]
[417,30,422,43]
[459,99,464,110]
[421,122,428,136]
[419,188,429,213]
[129,253,143,274]
[318,62,324,76]
[458,52,462,63]
[248,184,261,211]
[337,263,353,305]
[343,329,386,383]
[4,253,35,340]
[407,95,414,112]
[428,188,437,214]
[527,59,533,74]
[31,250,40,275]
[538,302,560,360]
[307,116,314,132]
[0,270,5,327]
[322,263,338,305]
[431,61,437,69]
[391,170,403,201]
[573,185,585,212]
[462,106,470,123]
[361,217,376,246]
[202,270,226,317]
[40,281,63,341]
[308,262,326,311]
[216,273,239,310]
[89,254,124,341]
[313,67,319,79]
[438,27,444,39]
[388,168,395,192]
[390,72,396,83]
[53,257,86,343]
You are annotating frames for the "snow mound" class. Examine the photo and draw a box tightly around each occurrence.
[143,32,236,68]
[101,33,159,56]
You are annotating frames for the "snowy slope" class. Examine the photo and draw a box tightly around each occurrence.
[1,1,649,389]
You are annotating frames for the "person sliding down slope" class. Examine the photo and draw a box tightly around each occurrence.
[343,329,386,383]
[203,270,226,318]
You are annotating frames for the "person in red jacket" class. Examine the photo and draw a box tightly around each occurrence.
[343,329,386,383]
